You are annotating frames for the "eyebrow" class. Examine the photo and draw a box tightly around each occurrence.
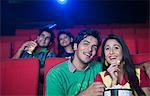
[41,33,51,38]
[83,40,90,43]
[114,44,121,47]
[105,44,121,48]
[83,40,98,46]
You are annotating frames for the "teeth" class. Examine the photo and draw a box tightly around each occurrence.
[109,56,117,59]
[109,57,116,59]
[84,52,91,57]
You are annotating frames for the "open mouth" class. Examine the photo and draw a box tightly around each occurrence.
[108,56,121,65]
[83,52,91,58]
[109,56,117,60]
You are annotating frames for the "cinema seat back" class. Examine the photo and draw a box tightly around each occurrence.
[132,53,150,64]
[1,58,40,95]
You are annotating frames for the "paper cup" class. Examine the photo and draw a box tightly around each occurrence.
[27,42,37,54]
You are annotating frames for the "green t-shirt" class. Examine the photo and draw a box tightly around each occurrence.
[46,60,102,96]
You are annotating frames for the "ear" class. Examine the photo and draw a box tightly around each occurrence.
[73,43,78,51]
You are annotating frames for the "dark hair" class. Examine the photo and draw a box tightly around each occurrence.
[38,27,55,43]
[101,34,145,96]
[57,30,74,57]
[75,29,101,50]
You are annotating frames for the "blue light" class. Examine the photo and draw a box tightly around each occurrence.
[44,24,57,29]
[56,0,67,5]
[60,0,65,2]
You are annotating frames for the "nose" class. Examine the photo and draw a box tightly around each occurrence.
[43,37,47,42]
[87,45,92,52]
[109,48,114,54]
[60,39,65,44]
[62,38,65,42]
[44,37,46,40]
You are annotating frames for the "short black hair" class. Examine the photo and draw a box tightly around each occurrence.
[39,27,55,43]
[74,29,101,48]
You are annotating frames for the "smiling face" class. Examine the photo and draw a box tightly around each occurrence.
[104,39,123,65]
[74,36,98,64]
[36,31,51,48]
[59,34,72,47]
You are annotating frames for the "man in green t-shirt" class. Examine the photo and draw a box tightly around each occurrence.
[46,29,105,96]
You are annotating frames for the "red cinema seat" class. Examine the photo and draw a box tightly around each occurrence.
[0,36,15,42]
[136,37,150,54]
[1,58,40,95]
[124,37,136,55]
[135,28,150,54]
[112,28,136,40]
[68,28,81,36]
[16,29,39,36]
[131,53,150,65]
[43,58,68,96]
[30,33,38,40]
[0,36,29,42]
[11,41,26,56]
[122,28,135,38]
[13,36,29,42]
[0,42,12,60]
[135,28,149,38]
[112,28,124,37]
[96,28,112,38]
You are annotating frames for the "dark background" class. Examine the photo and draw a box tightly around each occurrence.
[1,0,149,36]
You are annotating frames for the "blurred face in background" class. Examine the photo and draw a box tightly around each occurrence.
[37,31,51,48]
[104,39,123,65]
[59,34,72,47]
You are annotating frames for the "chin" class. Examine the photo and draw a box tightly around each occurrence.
[110,62,116,64]
[81,59,91,65]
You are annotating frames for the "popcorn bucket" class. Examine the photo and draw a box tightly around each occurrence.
[104,89,132,96]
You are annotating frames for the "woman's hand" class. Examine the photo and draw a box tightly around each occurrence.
[107,64,118,79]
[107,62,120,87]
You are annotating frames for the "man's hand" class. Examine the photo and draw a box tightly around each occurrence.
[20,41,37,51]
[78,82,105,96]
[12,40,37,59]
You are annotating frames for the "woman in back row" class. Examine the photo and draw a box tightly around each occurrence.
[57,30,74,58]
